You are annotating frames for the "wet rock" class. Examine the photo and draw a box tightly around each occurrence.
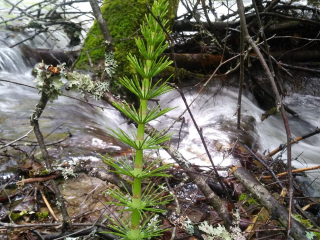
[0,203,9,221]
[60,173,109,222]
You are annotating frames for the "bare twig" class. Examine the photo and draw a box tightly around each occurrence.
[0,79,113,110]
[262,165,320,179]
[267,127,320,158]
[244,145,284,188]
[0,129,33,150]
[30,78,70,232]
[9,28,48,48]
[40,189,59,221]
[17,174,59,185]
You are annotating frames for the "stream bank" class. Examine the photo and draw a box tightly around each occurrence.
[1,3,320,238]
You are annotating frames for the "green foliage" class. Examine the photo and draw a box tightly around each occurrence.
[107,128,173,150]
[293,214,320,239]
[36,211,49,220]
[238,193,258,206]
[75,0,152,76]
[101,0,174,239]
[10,209,49,222]
[75,0,179,80]
[294,214,313,228]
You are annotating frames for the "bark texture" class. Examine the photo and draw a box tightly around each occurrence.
[233,167,309,240]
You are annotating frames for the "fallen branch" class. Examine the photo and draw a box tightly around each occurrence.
[16,174,58,186]
[233,167,309,240]
[262,165,320,179]
[0,128,33,150]
[267,127,320,157]
[236,0,294,234]
[244,145,284,188]
[40,189,58,221]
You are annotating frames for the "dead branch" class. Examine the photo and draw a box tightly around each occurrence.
[244,145,284,188]
[233,167,309,240]
[9,28,48,48]
[16,174,59,185]
[40,189,59,221]
[0,129,33,150]
[262,165,320,179]
[267,127,320,157]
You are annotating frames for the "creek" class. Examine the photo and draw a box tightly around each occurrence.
[0,5,320,185]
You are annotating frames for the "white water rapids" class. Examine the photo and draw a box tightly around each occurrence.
[0,38,320,177]
[0,1,319,185]
[154,87,320,170]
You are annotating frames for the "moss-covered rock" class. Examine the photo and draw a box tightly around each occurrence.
[76,0,179,82]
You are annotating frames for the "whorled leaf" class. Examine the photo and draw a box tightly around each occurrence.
[102,214,166,240]
[108,128,173,150]
[120,76,174,100]
[105,182,171,214]
[135,37,168,60]
[102,154,172,179]
[127,54,172,79]
[112,101,175,124]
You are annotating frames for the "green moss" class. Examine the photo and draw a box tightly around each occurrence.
[76,0,154,78]
[76,0,179,82]
[294,214,320,239]
[36,211,49,220]
[39,169,51,176]
[167,0,179,30]
[238,193,258,206]
[10,212,22,222]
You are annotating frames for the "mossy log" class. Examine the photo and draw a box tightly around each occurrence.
[75,0,179,79]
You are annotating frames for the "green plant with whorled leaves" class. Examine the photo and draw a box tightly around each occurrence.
[101,0,175,239]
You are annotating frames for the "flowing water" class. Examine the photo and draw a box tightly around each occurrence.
[0,2,319,184]
[1,33,320,177]
[0,32,132,172]
[155,87,320,171]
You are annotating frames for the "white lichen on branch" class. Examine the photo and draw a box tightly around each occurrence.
[104,51,118,79]
[199,210,245,240]
[33,61,109,101]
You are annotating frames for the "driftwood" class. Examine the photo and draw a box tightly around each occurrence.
[163,51,320,73]
[19,45,79,66]
[233,167,309,240]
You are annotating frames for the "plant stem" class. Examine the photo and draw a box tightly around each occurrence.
[103,2,174,238]
[131,97,148,237]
